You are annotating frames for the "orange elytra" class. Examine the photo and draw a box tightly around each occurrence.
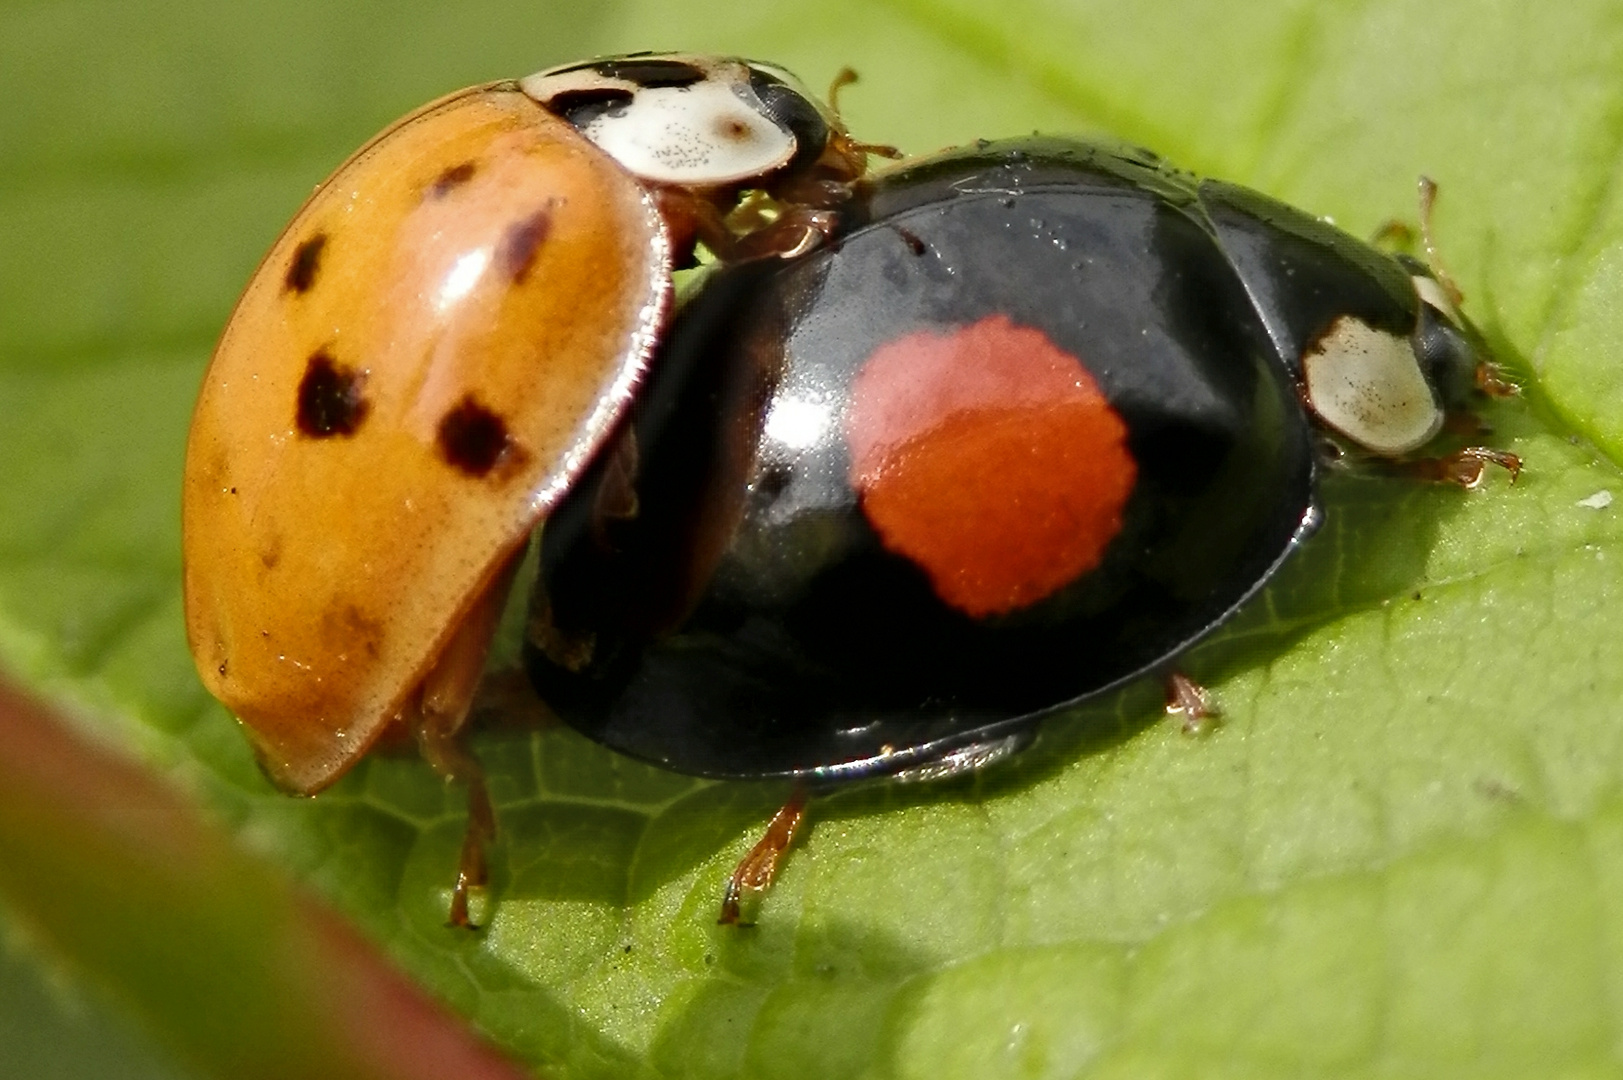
[182,53,883,925]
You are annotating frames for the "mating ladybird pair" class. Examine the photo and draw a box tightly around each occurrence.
[183,52,1519,927]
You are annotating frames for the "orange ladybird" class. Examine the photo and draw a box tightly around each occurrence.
[182,54,882,924]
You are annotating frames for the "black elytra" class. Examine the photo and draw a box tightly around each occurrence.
[522,136,1487,781]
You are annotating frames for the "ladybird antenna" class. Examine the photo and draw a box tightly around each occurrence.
[827,66,859,118]
[1417,176,1465,308]
[825,66,904,163]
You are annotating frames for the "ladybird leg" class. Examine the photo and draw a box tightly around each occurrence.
[723,190,782,235]
[1396,447,1522,488]
[655,189,778,263]
[813,130,903,188]
[413,546,525,928]
[651,188,719,267]
[417,717,496,929]
[724,182,857,238]
[1165,671,1220,735]
[730,206,844,261]
[660,188,844,264]
[1476,361,1521,398]
[719,784,810,927]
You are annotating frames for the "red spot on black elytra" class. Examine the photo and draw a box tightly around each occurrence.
[845,315,1137,618]
[438,396,513,477]
[284,234,327,294]
[296,350,370,438]
[499,207,553,283]
[427,160,478,198]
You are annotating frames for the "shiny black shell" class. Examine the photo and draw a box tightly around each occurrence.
[524,137,1448,780]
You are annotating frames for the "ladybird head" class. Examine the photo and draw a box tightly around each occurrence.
[1300,258,1495,459]
[520,53,846,190]
[1402,258,1498,412]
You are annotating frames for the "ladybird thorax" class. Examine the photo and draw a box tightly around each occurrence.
[1406,266,1486,411]
[520,54,836,191]
[1299,269,1481,458]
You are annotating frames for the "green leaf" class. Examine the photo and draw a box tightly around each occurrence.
[4,0,1623,1078]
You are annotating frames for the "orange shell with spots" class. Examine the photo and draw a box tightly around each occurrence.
[183,84,671,793]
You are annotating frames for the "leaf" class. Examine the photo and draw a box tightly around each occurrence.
[4,0,1623,1078]
[0,681,533,1080]
[0,932,200,1080]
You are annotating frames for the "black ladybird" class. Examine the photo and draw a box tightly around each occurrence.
[523,136,1518,921]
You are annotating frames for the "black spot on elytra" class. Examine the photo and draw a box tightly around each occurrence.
[438,396,512,476]
[427,160,478,198]
[499,207,553,283]
[338,605,385,660]
[296,351,370,437]
[284,234,327,294]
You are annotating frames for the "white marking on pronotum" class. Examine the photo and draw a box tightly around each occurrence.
[565,80,797,188]
[1412,273,1461,324]
[1301,315,1443,455]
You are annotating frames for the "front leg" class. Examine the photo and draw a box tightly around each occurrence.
[719,785,810,926]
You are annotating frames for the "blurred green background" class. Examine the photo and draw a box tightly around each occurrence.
[5,0,1623,1077]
